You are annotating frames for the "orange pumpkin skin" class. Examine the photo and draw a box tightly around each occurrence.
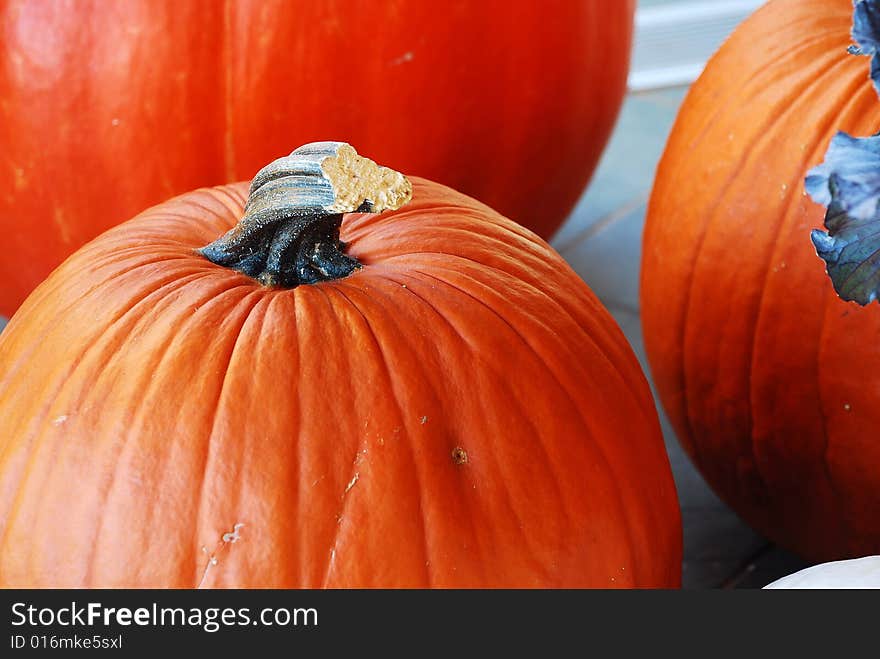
[642,0,880,562]
[0,178,680,588]
[0,0,634,316]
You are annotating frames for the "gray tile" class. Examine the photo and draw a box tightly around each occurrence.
[681,511,767,589]
[552,87,687,251]
[723,547,812,590]
[606,303,650,373]
[563,202,646,312]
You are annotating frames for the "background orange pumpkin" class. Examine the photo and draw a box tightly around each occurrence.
[0,174,681,587]
[641,0,880,562]
[0,0,634,315]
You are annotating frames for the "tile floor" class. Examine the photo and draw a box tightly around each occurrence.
[0,86,811,589]
[552,87,810,588]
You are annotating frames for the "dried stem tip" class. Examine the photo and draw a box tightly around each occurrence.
[199,142,412,288]
[248,141,412,216]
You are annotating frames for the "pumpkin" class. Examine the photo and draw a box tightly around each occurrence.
[764,556,880,589]
[0,0,634,316]
[0,143,681,588]
[641,0,880,562]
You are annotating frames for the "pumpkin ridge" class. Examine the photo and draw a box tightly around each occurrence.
[361,251,541,291]
[364,203,549,250]
[642,8,852,237]
[394,363,435,589]
[0,269,228,485]
[10,275,243,586]
[365,273,549,585]
[814,290,846,509]
[351,275,569,585]
[288,292,309,587]
[317,283,434,588]
[192,289,270,588]
[138,184,249,235]
[658,7,851,164]
[291,279,352,588]
[311,285,382,587]
[339,275,496,585]
[3,250,214,363]
[97,276,257,587]
[0,270,233,541]
[408,266,644,584]
[669,50,863,474]
[331,275,572,586]
[143,195,242,234]
[209,183,249,218]
[83,281,264,587]
[413,253,652,422]
[758,42,877,510]
[742,54,875,506]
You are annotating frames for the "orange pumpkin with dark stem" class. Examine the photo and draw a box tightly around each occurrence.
[0,0,634,316]
[0,143,681,588]
[641,0,880,561]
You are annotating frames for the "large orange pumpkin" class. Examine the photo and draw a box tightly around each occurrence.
[0,144,681,588]
[0,0,634,315]
[641,0,880,561]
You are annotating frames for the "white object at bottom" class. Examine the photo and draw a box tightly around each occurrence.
[764,556,880,589]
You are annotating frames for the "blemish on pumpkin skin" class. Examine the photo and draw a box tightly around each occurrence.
[345,473,359,494]
[451,447,468,465]
[420,416,428,425]
[52,207,74,245]
[52,415,68,426]
[201,546,218,567]
[197,522,245,588]
[222,523,244,543]
[325,545,341,583]
[390,51,414,66]
[13,167,26,190]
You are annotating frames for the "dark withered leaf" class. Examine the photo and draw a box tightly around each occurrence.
[804,2,880,305]
[852,0,880,95]
[807,133,880,304]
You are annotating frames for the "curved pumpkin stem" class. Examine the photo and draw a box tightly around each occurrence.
[199,142,412,287]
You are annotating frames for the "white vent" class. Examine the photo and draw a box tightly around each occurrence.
[628,0,764,91]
